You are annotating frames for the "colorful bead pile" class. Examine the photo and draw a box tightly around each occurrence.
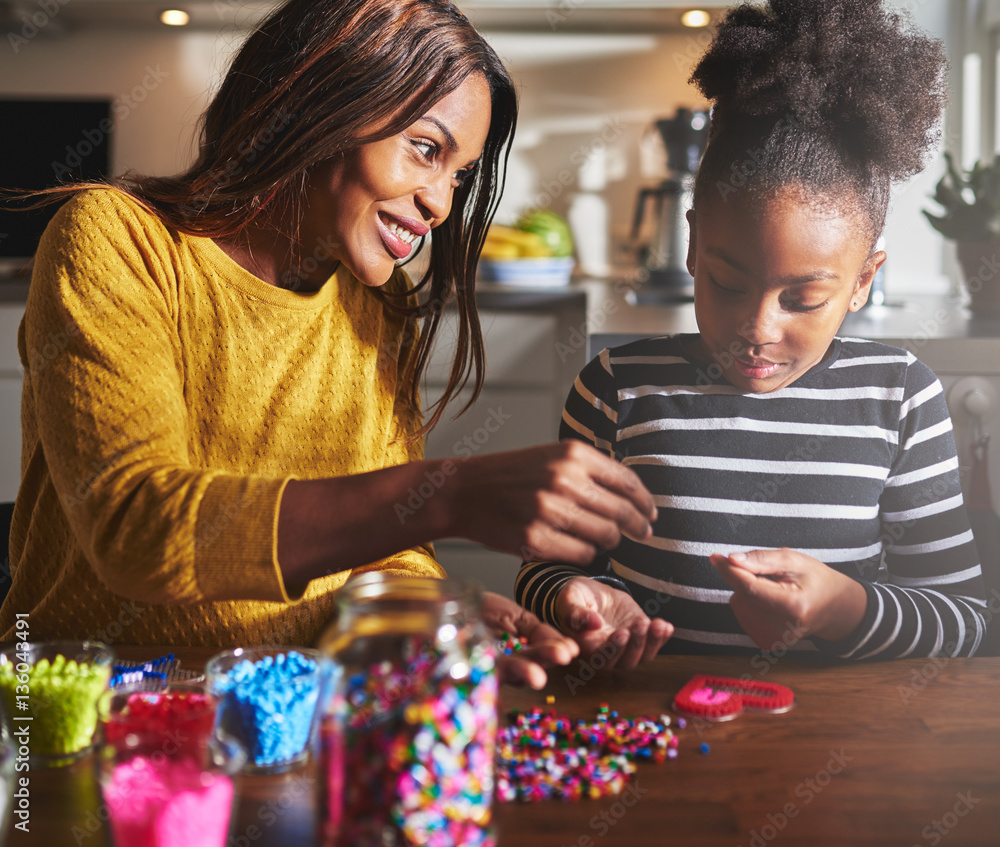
[0,653,110,758]
[101,690,217,753]
[497,633,528,655]
[103,754,234,847]
[320,636,498,847]
[495,705,677,803]
[211,650,321,770]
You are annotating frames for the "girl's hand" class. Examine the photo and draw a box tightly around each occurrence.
[451,441,658,566]
[480,591,579,689]
[554,577,673,670]
[709,549,868,649]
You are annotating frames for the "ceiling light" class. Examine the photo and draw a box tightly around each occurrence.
[160,9,190,26]
[681,10,711,28]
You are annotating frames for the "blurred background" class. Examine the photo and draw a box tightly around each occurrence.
[0,0,982,295]
[4,1,1000,597]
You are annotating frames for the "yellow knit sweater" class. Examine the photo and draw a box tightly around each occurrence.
[0,188,443,648]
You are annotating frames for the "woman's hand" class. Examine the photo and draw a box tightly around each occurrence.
[450,440,658,566]
[709,549,868,649]
[553,577,673,670]
[480,591,579,689]
[278,440,655,596]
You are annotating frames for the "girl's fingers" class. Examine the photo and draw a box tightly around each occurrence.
[709,554,759,591]
[642,619,673,664]
[616,623,651,670]
[567,607,604,633]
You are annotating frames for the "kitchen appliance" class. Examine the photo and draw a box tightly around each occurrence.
[630,108,710,299]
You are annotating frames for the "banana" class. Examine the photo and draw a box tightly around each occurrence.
[482,225,552,259]
[480,240,519,260]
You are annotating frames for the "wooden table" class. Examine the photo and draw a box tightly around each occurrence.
[5,647,999,846]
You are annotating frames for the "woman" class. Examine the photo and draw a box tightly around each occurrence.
[0,0,655,685]
[517,0,989,664]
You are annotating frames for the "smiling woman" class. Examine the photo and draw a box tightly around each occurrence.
[293,73,492,290]
[0,0,659,678]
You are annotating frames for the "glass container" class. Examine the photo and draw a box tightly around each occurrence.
[98,680,219,760]
[205,645,326,773]
[96,724,245,847]
[0,641,113,766]
[316,573,498,847]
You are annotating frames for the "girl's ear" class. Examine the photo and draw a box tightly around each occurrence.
[848,249,887,312]
[686,208,698,275]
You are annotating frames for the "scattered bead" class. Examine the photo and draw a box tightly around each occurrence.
[496,707,679,803]
[699,743,710,755]
[545,695,556,705]
[676,718,687,729]
[498,632,528,655]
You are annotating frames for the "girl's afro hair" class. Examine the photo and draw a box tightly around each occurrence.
[691,0,947,184]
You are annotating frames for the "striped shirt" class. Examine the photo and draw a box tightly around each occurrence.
[516,335,988,659]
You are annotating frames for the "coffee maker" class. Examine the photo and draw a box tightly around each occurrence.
[631,108,710,299]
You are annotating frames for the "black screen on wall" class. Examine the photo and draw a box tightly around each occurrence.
[0,98,112,261]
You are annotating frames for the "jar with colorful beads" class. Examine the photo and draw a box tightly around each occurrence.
[316,573,498,847]
[0,641,113,767]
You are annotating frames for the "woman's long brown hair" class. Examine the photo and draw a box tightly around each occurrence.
[29,0,517,436]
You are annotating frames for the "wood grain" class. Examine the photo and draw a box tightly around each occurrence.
[4,647,998,846]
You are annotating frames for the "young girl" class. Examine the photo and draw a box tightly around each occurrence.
[517,0,989,663]
[0,0,660,684]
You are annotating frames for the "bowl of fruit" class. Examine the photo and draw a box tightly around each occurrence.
[478,209,575,288]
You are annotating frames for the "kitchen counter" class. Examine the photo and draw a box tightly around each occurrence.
[568,277,1000,368]
[8,270,1000,360]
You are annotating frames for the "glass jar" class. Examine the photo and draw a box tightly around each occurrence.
[205,646,327,773]
[317,573,498,847]
[0,641,113,767]
[95,724,245,847]
[97,680,219,759]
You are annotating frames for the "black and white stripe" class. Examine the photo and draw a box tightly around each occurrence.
[516,335,987,658]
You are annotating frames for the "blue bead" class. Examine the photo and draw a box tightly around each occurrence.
[700,743,710,755]
[216,651,321,767]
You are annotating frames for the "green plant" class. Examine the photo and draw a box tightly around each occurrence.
[924,152,1000,241]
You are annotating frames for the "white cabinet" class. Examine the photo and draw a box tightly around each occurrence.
[0,303,24,503]
[422,295,588,598]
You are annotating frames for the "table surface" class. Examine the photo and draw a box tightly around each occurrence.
[5,647,999,847]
